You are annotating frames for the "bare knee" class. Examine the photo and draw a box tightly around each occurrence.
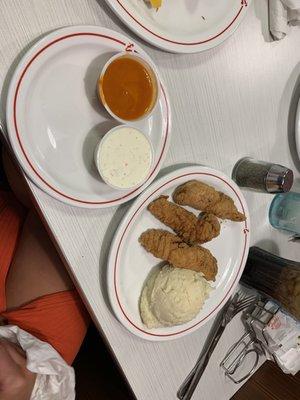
[6,210,74,310]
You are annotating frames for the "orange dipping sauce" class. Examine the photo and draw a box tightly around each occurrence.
[99,55,158,121]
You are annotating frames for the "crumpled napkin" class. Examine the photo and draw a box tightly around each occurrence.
[263,308,300,375]
[250,302,300,375]
[269,0,300,40]
[0,325,75,400]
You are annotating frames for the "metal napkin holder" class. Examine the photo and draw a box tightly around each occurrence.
[220,298,281,383]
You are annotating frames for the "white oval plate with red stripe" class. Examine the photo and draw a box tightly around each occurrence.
[295,96,300,158]
[6,26,171,208]
[106,0,251,54]
[107,165,250,341]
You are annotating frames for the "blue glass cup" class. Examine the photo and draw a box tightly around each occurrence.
[269,192,300,235]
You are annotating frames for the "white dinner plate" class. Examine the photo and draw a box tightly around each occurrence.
[106,0,251,53]
[296,96,300,158]
[6,25,171,208]
[107,165,250,341]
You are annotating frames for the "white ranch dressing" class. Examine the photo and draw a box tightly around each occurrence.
[97,126,152,189]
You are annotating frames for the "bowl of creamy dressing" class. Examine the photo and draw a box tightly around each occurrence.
[94,125,153,190]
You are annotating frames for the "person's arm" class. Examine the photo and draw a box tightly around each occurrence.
[0,339,36,400]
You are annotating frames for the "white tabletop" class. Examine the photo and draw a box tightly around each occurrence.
[1,1,300,399]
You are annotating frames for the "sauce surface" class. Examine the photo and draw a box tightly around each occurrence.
[98,127,152,189]
[100,56,156,121]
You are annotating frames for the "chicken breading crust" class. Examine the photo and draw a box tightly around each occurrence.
[173,180,246,222]
[148,196,220,244]
[139,229,218,281]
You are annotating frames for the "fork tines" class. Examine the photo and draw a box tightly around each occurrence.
[235,296,257,313]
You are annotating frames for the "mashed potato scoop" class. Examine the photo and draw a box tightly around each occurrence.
[140,265,212,328]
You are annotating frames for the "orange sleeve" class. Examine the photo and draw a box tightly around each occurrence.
[3,290,90,365]
[0,190,90,364]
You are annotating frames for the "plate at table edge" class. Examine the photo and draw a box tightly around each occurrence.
[295,96,300,159]
[5,25,171,208]
[105,0,252,54]
[107,165,250,341]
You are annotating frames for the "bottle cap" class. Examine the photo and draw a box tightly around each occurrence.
[265,165,294,193]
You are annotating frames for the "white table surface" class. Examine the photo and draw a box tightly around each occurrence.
[1,1,300,399]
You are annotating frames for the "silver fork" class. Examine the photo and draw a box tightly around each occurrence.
[177,292,257,400]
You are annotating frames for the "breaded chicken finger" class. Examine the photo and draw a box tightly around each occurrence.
[173,180,246,222]
[139,229,218,281]
[148,196,220,244]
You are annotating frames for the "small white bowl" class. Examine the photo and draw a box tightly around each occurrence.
[98,52,159,124]
[94,125,154,191]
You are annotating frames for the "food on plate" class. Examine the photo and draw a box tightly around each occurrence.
[98,54,158,121]
[146,0,162,9]
[95,126,152,189]
[140,264,212,328]
[173,180,246,222]
[139,229,218,281]
[148,196,220,244]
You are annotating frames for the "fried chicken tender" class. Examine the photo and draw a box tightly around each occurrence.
[139,229,218,281]
[173,180,246,222]
[147,196,220,244]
